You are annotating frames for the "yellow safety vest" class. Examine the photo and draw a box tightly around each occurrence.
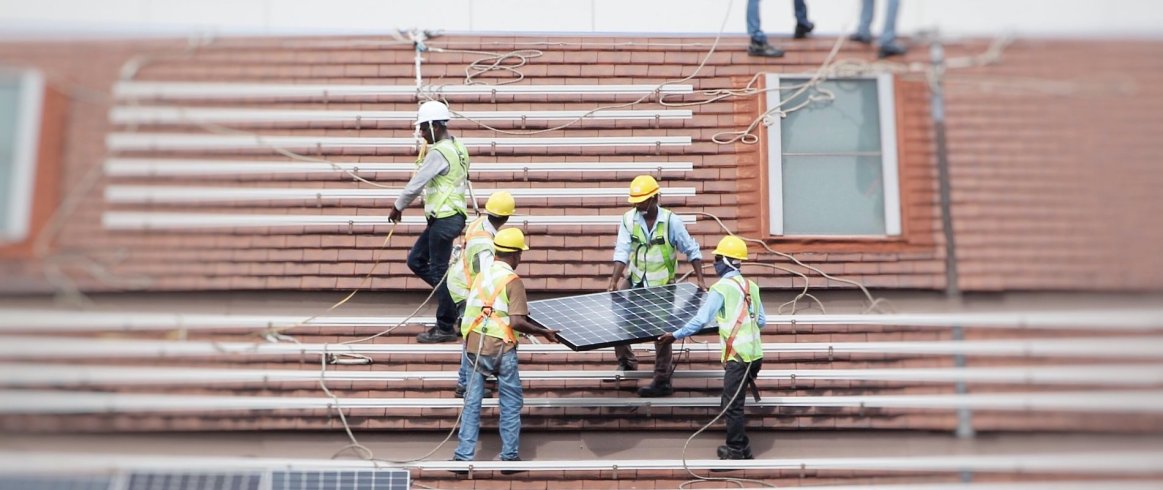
[460,261,519,344]
[421,138,470,219]
[710,275,764,363]
[448,216,495,304]
[624,208,677,287]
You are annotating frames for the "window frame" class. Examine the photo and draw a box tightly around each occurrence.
[764,72,902,238]
[1,68,46,244]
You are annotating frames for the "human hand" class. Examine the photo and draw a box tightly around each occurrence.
[388,206,403,224]
[540,329,561,344]
[657,332,676,345]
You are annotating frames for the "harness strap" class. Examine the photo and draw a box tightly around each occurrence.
[467,274,519,344]
[721,276,753,365]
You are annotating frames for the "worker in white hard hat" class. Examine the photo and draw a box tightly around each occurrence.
[607,174,707,398]
[389,100,471,343]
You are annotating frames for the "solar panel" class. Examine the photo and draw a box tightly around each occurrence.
[527,283,711,351]
[125,472,261,490]
[0,475,113,490]
[0,469,409,490]
[270,470,409,490]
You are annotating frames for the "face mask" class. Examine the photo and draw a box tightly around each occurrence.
[714,258,737,277]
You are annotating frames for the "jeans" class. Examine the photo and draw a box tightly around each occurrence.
[406,213,466,334]
[723,359,763,453]
[454,348,523,461]
[748,0,810,44]
[857,0,900,45]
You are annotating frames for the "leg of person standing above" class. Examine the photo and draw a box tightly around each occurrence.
[496,348,524,467]
[719,360,761,459]
[389,100,471,344]
[877,0,907,58]
[746,0,785,57]
[851,0,875,44]
[793,0,814,39]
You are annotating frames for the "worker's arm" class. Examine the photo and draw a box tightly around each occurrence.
[388,150,449,222]
[755,293,767,328]
[658,290,723,345]
[509,314,559,343]
[473,249,494,276]
[607,216,633,291]
[669,213,707,290]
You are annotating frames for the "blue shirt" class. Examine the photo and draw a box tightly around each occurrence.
[612,207,703,264]
[671,271,767,340]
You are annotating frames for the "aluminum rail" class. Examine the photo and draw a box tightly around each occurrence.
[2,336,1161,359]
[113,82,695,100]
[106,133,691,152]
[104,185,697,204]
[4,363,1161,386]
[101,212,695,230]
[109,107,693,125]
[103,158,694,177]
[3,450,1161,475]
[3,390,1161,414]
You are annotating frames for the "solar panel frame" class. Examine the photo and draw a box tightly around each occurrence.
[527,283,715,351]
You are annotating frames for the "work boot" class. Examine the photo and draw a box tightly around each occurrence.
[417,327,458,344]
[747,41,785,58]
[637,381,674,398]
[499,456,526,475]
[794,22,814,39]
[878,43,907,58]
[717,445,755,460]
[617,358,639,372]
[849,33,873,44]
[450,458,470,476]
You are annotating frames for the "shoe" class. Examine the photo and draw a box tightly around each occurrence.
[500,456,526,475]
[747,41,785,58]
[793,22,814,39]
[717,445,755,460]
[637,382,674,398]
[450,458,470,476]
[878,43,907,58]
[417,327,458,344]
[454,385,494,399]
[849,33,873,44]
[617,358,639,372]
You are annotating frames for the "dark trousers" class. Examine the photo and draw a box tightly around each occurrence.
[406,213,466,333]
[723,359,762,454]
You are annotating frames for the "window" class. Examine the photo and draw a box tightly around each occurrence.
[765,74,901,237]
[0,68,44,244]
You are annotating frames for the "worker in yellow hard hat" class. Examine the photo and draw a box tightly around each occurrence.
[448,190,517,398]
[390,100,470,344]
[659,235,766,460]
[607,174,708,397]
[455,228,560,465]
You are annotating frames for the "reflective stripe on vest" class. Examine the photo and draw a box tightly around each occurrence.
[625,208,676,287]
[460,261,518,344]
[712,275,764,364]
[448,216,495,304]
[422,138,470,219]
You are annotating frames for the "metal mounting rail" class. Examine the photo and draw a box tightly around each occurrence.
[103,158,694,177]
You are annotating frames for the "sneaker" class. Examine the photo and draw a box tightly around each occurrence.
[793,22,814,39]
[416,327,458,344]
[747,41,785,58]
[617,358,639,372]
[878,43,907,58]
[454,384,494,399]
[500,456,526,475]
[849,33,873,45]
[637,382,674,398]
[716,445,755,460]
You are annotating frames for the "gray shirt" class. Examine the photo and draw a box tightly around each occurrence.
[393,149,450,212]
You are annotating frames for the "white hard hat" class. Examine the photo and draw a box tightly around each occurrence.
[416,100,452,126]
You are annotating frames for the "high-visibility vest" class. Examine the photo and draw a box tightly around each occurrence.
[460,261,519,344]
[448,216,494,304]
[421,138,470,219]
[710,275,764,364]
[624,208,676,287]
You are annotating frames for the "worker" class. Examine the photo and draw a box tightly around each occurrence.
[448,190,517,398]
[454,228,560,465]
[606,174,707,397]
[389,100,469,344]
[659,236,767,460]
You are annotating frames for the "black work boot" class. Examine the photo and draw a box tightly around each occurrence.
[849,33,873,44]
[617,358,639,372]
[417,327,458,343]
[717,445,755,460]
[747,41,785,58]
[500,456,526,475]
[637,381,674,398]
[453,384,493,399]
[794,22,814,39]
[878,43,907,58]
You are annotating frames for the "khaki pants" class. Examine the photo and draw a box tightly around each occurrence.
[615,341,673,384]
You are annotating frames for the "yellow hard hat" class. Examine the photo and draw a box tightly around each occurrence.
[627,175,661,204]
[712,236,748,261]
[493,228,530,252]
[484,191,516,217]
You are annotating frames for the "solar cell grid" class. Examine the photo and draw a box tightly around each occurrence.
[528,283,711,351]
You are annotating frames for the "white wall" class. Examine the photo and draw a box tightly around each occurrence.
[0,0,1160,39]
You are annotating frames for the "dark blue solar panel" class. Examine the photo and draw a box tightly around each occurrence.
[270,470,408,490]
[0,475,112,490]
[125,472,260,490]
[528,283,712,351]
